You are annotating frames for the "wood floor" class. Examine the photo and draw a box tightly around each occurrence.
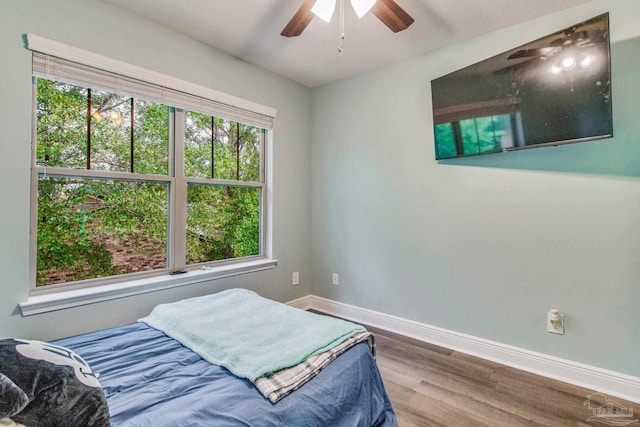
[366,324,640,427]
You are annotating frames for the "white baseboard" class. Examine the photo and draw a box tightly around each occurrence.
[288,294,640,404]
[286,294,313,311]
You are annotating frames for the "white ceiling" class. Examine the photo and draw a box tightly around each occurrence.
[103,0,592,88]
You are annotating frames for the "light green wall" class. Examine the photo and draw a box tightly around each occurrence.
[310,0,640,377]
[0,0,311,340]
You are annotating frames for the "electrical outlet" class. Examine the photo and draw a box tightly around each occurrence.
[292,272,299,285]
[332,273,339,285]
[547,309,564,335]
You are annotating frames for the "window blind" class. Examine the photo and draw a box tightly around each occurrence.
[32,52,274,130]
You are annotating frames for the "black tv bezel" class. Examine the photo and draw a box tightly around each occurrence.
[430,13,613,160]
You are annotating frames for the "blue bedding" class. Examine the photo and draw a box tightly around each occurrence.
[54,322,396,427]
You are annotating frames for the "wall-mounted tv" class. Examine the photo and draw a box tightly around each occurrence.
[431,13,612,160]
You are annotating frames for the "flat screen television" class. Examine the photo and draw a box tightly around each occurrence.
[431,13,612,160]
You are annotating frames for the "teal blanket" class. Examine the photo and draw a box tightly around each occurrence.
[140,289,366,381]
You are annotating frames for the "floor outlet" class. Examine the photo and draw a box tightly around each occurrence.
[332,273,339,285]
[292,272,299,285]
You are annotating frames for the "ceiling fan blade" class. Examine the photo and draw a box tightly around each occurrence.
[281,0,317,37]
[507,47,559,60]
[549,36,572,47]
[371,0,414,33]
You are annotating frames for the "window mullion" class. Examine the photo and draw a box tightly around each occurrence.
[260,129,266,184]
[29,167,39,293]
[87,88,92,170]
[171,109,187,271]
[184,177,264,188]
[29,80,39,292]
[32,166,171,183]
[211,116,215,179]
[130,98,135,173]
[260,130,269,257]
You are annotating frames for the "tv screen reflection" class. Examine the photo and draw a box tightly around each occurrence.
[431,13,612,160]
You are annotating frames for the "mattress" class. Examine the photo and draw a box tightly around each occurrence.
[54,322,396,426]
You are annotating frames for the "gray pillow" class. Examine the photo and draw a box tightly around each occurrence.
[0,339,110,426]
[0,373,29,418]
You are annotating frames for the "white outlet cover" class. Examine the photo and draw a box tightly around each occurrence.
[547,311,564,335]
[332,273,339,285]
[292,272,299,285]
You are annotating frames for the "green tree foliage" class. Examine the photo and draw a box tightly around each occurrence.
[35,78,261,286]
[184,112,261,263]
[37,79,87,168]
[186,185,260,262]
[37,178,119,284]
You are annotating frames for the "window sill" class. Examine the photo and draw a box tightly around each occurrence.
[19,259,278,316]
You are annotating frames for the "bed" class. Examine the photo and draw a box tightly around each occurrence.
[1,289,396,426]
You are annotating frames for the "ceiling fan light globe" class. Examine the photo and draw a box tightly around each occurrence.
[350,0,377,18]
[550,65,562,75]
[311,0,336,23]
[561,56,576,69]
[579,55,593,69]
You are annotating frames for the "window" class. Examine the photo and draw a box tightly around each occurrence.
[183,113,264,264]
[29,44,274,295]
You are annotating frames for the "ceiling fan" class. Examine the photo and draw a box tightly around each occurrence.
[281,0,414,38]
[506,30,594,61]
[495,16,608,80]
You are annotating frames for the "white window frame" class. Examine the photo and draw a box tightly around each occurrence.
[20,35,277,316]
